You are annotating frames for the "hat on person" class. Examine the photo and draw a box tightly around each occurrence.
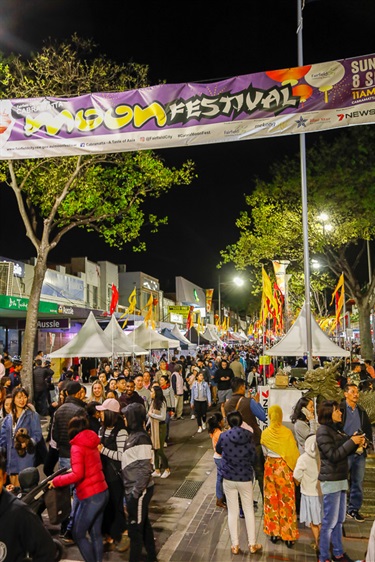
[66,381,82,395]
[95,398,120,413]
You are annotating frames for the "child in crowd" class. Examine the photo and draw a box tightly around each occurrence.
[207,413,226,508]
[293,433,322,552]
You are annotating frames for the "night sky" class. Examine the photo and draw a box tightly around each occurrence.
[1,0,375,291]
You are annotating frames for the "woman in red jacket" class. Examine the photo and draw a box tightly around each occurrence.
[49,415,109,562]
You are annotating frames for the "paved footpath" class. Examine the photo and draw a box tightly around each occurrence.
[59,447,373,561]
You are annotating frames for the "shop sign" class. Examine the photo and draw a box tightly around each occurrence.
[168,305,190,318]
[0,295,58,313]
[18,318,70,330]
[57,305,74,315]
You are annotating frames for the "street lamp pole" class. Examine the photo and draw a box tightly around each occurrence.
[297,0,313,370]
[218,275,244,328]
[218,275,222,326]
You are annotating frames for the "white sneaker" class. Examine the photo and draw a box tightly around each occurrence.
[197,427,202,433]
[151,470,161,477]
[161,470,170,479]
[163,442,168,448]
[202,422,206,430]
[191,414,195,420]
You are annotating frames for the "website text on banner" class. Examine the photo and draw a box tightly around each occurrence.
[0,54,374,160]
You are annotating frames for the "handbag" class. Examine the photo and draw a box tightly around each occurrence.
[44,485,72,525]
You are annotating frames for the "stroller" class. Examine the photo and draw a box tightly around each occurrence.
[17,466,71,561]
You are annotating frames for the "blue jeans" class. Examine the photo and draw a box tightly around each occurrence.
[319,490,346,562]
[73,489,109,562]
[214,458,224,500]
[347,453,366,512]
[59,456,78,533]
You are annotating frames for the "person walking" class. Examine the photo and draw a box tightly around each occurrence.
[316,399,365,562]
[339,383,372,522]
[159,374,175,444]
[216,410,262,555]
[214,359,234,414]
[261,404,300,548]
[50,415,109,562]
[0,386,43,487]
[96,398,129,553]
[171,364,185,419]
[229,354,246,381]
[190,371,211,433]
[148,385,170,478]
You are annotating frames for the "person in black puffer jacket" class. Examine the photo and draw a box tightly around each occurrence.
[316,400,365,562]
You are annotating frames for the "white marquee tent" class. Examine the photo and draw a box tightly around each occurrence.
[130,323,180,350]
[103,315,148,356]
[49,311,128,358]
[265,303,350,358]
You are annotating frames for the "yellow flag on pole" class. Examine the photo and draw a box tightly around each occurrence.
[330,273,344,306]
[120,287,137,328]
[143,294,153,326]
[262,267,278,313]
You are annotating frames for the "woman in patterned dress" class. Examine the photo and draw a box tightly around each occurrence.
[261,404,300,548]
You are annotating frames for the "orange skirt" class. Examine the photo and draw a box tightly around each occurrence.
[263,456,299,541]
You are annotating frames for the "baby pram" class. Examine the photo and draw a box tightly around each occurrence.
[18,466,71,561]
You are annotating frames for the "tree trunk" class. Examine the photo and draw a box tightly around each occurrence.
[357,299,373,361]
[21,249,49,400]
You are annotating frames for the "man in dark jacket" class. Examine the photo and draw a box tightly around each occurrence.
[0,453,56,561]
[52,380,86,541]
[214,359,234,406]
[339,383,373,522]
[8,356,22,390]
[33,359,51,415]
[119,379,145,410]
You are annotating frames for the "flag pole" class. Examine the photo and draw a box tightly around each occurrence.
[297,0,313,370]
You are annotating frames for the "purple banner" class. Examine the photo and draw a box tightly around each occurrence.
[0,54,374,159]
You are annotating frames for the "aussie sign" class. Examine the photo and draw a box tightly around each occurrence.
[0,54,374,160]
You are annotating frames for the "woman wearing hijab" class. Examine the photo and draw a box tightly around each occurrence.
[261,404,300,548]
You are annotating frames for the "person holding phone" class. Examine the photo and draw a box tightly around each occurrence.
[291,396,318,454]
[316,400,366,562]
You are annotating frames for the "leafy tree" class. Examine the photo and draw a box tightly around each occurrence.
[0,36,195,394]
[220,126,375,360]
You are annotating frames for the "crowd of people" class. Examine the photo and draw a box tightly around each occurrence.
[0,345,374,562]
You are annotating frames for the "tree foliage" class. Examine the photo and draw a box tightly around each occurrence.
[0,36,195,393]
[220,126,375,358]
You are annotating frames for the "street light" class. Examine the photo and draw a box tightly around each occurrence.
[317,212,333,235]
[218,276,244,326]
